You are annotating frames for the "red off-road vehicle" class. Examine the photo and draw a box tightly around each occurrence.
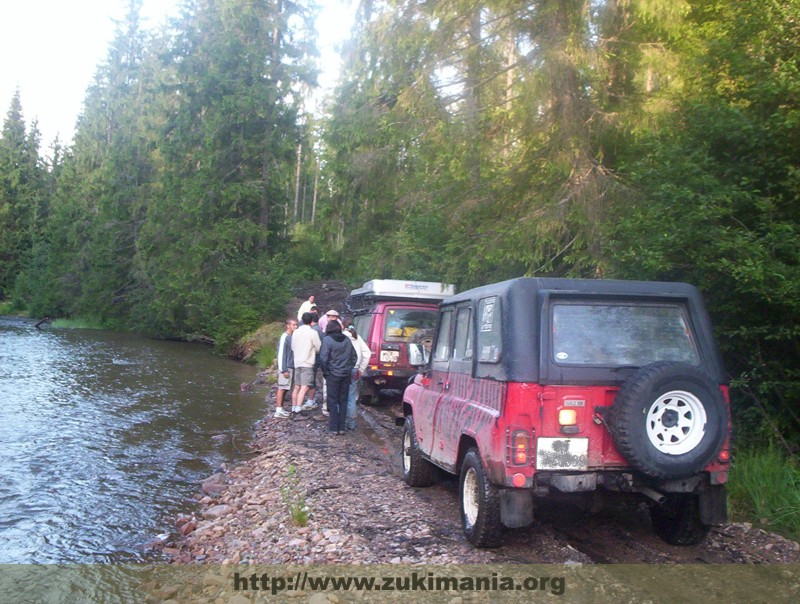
[348,280,454,403]
[401,278,731,547]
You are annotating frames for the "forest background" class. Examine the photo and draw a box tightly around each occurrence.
[1,0,798,534]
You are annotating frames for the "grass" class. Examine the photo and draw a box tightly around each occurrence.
[727,445,800,541]
[50,317,106,330]
[280,464,310,527]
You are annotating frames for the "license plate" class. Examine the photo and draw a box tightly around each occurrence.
[380,350,399,363]
[536,438,588,470]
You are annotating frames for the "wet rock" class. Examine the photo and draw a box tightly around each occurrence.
[202,473,228,495]
[180,521,197,536]
[203,505,233,520]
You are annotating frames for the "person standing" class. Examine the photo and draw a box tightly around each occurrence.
[302,312,324,412]
[297,295,316,321]
[320,321,357,435]
[274,318,298,418]
[318,308,340,333]
[291,312,322,415]
[343,322,371,430]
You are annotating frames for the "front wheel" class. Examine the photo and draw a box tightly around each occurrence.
[650,493,710,545]
[401,416,437,487]
[459,448,502,547]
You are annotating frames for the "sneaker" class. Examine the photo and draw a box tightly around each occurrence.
[321,407,329,417]
[301,400,318,411]
[274,408,291,418]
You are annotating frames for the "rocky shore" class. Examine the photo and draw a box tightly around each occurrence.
[164,387,519,566]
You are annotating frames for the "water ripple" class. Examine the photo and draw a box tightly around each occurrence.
[0,318,262,563]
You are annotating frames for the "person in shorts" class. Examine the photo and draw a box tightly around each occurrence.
[274,318,298,418]
[291,312,322,414]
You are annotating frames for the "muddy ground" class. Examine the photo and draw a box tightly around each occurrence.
[163,390,799,567]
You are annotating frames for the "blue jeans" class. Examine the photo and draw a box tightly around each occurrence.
[346,369,359,430]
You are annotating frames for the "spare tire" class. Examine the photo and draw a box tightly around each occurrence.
[608,362,728,480]
[410,328,435,353]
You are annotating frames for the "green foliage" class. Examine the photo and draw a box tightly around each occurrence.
[728,446,800,541]
[3,0,800,454]
[280,464,310,527]
[50,317,106,330]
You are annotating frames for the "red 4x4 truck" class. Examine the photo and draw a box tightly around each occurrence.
[348,280,454,403]
[401,278,731,547]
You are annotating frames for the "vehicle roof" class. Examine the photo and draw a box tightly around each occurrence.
[443,277,702,306]
[435,277,726,385]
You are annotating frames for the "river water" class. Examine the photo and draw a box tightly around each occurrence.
[0,317,264,564]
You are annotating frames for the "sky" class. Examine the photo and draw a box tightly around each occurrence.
[0,0,353,151]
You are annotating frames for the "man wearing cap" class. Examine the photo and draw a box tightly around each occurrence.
[318,308,340,333]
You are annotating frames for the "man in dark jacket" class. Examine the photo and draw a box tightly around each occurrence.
[320,320,357,434]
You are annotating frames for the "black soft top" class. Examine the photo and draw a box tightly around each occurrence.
[439,277,727,385]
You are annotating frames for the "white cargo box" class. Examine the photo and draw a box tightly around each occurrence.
[349,279,455,302]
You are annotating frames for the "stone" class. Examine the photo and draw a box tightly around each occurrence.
[203,505,233,520]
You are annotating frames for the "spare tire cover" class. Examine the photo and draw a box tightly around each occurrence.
[608,361,728,479]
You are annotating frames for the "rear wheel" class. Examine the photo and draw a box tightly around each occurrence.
[459,448,502,547]
[401,416,437,487]
[650,493,710,545]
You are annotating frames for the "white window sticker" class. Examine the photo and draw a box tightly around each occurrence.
[481,299,495,332]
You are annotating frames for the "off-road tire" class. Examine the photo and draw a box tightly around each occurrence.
[459,448,502,547]
[608,362,728,480]
[650,493,711,545]
[401,416,437,487]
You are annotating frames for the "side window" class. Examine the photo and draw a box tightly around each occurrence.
[453,307,473,360]
[433,311,453,362]
[477,296,502,363]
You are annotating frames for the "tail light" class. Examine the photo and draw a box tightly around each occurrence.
[558,409,577,426]
[507,429,532,466]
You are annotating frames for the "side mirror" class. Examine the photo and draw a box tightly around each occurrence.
[408,343,429,366]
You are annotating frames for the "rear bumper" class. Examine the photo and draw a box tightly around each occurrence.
[363,368,416,389]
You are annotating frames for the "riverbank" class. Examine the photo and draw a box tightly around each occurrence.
[163,388,514,565]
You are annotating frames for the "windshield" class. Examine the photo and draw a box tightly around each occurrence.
[383,308,438,342]
[552,303,700,366]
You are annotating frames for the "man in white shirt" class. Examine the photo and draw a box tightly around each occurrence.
[291,312,322,414]
[297,295,316,321]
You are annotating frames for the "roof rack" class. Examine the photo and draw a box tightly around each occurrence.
[346,279,455,313]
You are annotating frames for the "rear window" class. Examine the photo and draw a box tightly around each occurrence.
[383,308,438,342]
[551,303,699,366]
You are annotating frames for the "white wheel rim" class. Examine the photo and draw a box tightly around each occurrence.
[403,429,412,473]
[646,390,707,455]
[462,467,479,528]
